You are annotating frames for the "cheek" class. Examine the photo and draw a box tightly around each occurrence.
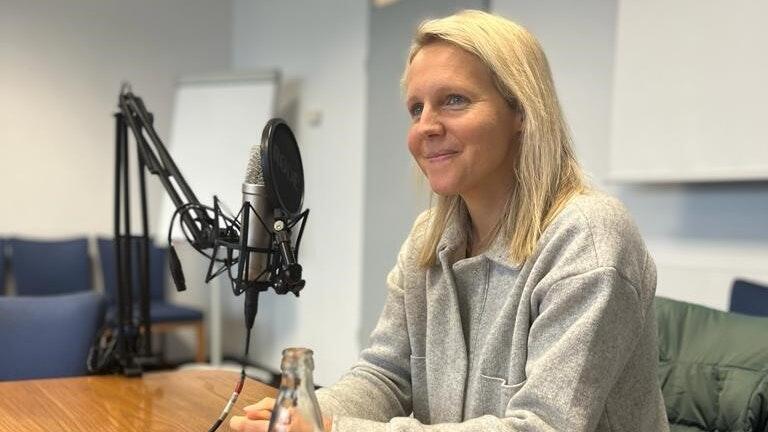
[476,119,515,157]
[406,127,420,158]
[406,128,428,176]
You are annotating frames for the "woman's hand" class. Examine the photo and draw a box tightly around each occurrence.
[229,397,332,432]
[229,397,274,432]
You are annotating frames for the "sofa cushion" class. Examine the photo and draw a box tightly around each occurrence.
[655,296,768,431]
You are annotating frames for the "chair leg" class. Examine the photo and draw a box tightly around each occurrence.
[151,321,206,363]
[159,332,167,364]
[194,321,206,363]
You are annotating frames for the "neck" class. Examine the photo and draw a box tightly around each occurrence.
[462,187,510,257]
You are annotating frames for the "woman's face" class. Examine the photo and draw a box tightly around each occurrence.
[405,42,522,200]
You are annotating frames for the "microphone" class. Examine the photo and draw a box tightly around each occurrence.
[162,118,307,330]
[260,119,306,295]
[239,118,306,330]
[241,136,273,330]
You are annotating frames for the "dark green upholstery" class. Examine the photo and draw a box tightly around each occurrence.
[655,297,768,431]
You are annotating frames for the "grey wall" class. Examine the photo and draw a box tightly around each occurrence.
[360,0,489,348]
[492,0,617,184]
[619,183,768,242]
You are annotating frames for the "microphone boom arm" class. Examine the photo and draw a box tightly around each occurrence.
[118,84,215,246]
[99,83,309,378]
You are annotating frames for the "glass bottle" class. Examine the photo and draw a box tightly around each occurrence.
[268,347,324,432]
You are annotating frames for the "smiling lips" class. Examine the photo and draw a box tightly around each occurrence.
[426,150,459,162]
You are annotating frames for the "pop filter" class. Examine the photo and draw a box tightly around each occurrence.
[260,119,304,217]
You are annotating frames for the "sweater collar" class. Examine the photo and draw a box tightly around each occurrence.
[435,202,521,270]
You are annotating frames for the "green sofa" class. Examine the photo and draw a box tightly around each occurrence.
[655,297,768,431]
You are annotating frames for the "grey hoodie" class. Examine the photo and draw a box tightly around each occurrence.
[317,191,668,431]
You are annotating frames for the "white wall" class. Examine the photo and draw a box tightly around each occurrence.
[610,0,768,182]
[232,0,368,385]
[0,0,232,238]
[492,0,768,309]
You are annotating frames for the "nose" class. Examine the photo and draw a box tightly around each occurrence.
[415,106,444,138]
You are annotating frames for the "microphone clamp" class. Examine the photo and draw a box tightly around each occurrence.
[187,196,309,299]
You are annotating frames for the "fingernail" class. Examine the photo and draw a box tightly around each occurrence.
[229,416,243,429]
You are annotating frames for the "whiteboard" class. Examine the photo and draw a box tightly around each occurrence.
[610,0,768,182]
[157,72,279,238]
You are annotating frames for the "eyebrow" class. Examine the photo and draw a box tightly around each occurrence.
[405,83,476,106]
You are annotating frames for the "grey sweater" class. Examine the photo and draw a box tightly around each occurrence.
[317,191,668,431]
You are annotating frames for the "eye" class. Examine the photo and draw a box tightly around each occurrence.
[445,94,469,107]
[408,102,423,119]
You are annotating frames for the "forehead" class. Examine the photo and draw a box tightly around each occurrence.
[405,42,492,97]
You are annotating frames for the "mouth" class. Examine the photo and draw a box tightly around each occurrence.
[425,150,459,163]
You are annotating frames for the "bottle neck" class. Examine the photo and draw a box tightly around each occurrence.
[270,348,324,432]
[279,366,313,390]
[279,347,315,390]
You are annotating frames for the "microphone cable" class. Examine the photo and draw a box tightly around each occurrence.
[165,202,259,431]
[207,326,253,432]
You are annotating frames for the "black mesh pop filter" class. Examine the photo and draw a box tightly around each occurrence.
[260,119,304,217]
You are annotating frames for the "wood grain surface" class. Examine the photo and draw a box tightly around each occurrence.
[0,369,277,432]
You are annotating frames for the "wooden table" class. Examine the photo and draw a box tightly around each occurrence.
[0,369,277,431]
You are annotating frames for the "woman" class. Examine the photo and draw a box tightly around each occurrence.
[231,10,667,432]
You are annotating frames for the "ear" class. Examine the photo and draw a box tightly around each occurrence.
[514,105,525,128]
[511,106,525,140]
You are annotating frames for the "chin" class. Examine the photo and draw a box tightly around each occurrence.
[427,180,460,196]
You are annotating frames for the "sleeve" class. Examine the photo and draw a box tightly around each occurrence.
[315,226,417,423]
[505,266,645,430]
[324,265,647,432]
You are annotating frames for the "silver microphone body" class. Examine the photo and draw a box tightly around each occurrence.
[242,182,273,282]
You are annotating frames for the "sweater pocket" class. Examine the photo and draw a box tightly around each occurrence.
[410,355,430,423]
[478,374,526,416]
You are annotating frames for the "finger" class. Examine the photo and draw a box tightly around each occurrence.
[229,416,270,432]
[243,408,273,420]
[287,413,316,432]
[229,416,246,431]
[244,397,276,411]
[243,398,275,420]
[243,398,277,420]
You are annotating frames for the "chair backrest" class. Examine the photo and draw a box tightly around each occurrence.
[97,237,168,306]
[655,296,768,431]
[0,238,6,295]
[729,278,768,317]
[0,291,105,380]
[8,237,91,296]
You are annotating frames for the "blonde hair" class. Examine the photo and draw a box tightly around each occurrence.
[403,10,587,267]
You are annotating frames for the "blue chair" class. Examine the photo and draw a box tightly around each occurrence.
[0,238,6,295]
[97,237,205,362]
[0,291,105,380]
[730,278,768,317]
[8,237,91,296]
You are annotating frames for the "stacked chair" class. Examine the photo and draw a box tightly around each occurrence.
[0,237,98,381]
[0,236,205,382]
[729,278,768,317]
[97,237,205,363]
[0,291,105,380]
[8,237,91,295]
[0,238,6,295]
